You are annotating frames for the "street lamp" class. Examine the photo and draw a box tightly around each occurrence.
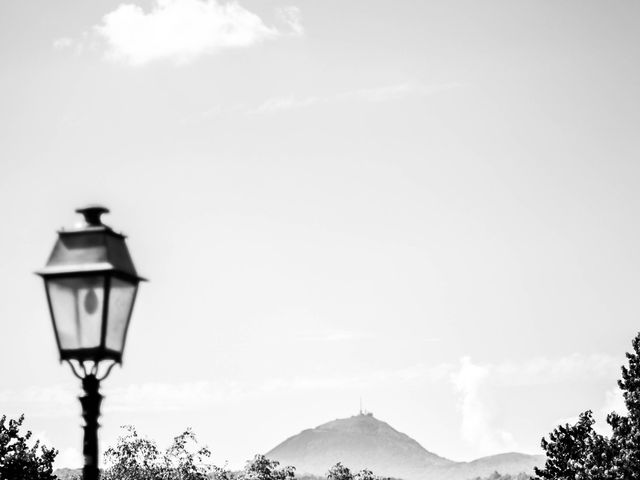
[37,206,145,480]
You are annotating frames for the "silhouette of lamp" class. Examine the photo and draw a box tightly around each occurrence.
[37,206,146,480]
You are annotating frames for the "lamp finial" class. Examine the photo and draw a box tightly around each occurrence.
[76,205,110,227]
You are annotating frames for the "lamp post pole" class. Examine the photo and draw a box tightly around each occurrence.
[80,375,102,480]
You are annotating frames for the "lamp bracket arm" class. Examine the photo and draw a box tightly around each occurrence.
[96,360,118,381]
[66,360,85,380]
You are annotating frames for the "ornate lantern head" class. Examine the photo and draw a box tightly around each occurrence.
[37,206,145,366]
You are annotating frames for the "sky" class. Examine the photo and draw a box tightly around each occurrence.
[1,0,640,471]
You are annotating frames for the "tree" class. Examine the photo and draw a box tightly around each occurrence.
[102,426,213,480]
[211,464,237,480]
[327,463,353,480]
[354,469,376,480]
[608,333,640,478]
[101,429,299,480]
[163,429,213,480]
[326,463,389,480]
[0,414,58,480]
[534,411,615,480]
[534,332,640,480]
[240,454,295,480]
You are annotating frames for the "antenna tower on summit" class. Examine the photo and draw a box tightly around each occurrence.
[358,398,373,417]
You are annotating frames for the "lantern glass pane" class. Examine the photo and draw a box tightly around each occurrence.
[106,277,137,353]
[46,276,105,350]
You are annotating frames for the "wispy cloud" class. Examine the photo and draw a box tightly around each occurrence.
[248,81,462,115]
[277,6,304,36]
[103,366,452,412]
[105,381,228,412]
[347,82,444,103]
[56,0,302,66]
[1,353,621,420]
[53,37,74,50]
[0,365,447,417]
[451,357,518,455]
[0,384,77,417]
[179,82,463,123]
[249,95,322,115]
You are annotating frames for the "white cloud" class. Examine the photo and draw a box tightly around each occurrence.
[59,0,302,66]
[451,357,518,455]
[449,354,623,455]
[96,0,275,65]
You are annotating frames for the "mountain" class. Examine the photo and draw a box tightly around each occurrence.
[266,413,544,480]
[267,412,452,480]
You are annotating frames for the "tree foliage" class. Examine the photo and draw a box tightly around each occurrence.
[326,462,391,480]
[102,426,213,480]
[534,411,615,480]
[102,429,298,480]
[0,414,57,480]
[534,332,640,480]
[239,454,295,480]
[327,462,354,480]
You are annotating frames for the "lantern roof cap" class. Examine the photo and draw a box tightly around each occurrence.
[36,206,146,282]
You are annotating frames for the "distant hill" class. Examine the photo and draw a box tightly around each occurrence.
[267,413,544,480]
[440,452,544,480]
[53,468,80,479]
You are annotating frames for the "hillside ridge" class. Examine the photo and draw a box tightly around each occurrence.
[266,413,544,480]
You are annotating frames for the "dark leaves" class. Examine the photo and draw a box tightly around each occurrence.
[0,414,58,480]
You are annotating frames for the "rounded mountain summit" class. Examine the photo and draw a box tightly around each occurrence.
[266,412,543,480]
[267,412,450,477]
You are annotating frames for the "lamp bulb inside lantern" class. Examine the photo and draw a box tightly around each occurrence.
[84,289,98,314]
